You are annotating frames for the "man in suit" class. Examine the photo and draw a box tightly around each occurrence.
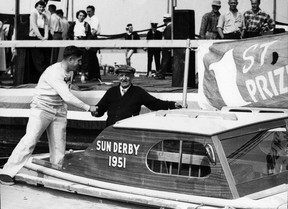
[155,14,172,80]
[146,22,162,77]
[92,65,182,127]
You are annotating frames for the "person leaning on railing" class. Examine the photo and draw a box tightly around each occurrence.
[217,0,245,39]
[67,10,92,81]
[28,0,51,82]
[243,0,275,38]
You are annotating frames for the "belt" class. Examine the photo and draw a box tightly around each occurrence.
[54,31,63,33]
[225,31,241,35]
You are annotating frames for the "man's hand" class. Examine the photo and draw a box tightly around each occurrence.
[70,84,80,90]
[90,106,98,116]
[175,102,183,109]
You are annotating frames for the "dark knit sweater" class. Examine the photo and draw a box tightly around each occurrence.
[96,84,176,127]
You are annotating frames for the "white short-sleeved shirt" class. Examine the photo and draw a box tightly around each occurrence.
[85,15,101,35]
[217,11,244,34]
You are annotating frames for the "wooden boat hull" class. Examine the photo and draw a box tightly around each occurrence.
[16,154,287,209]
[13,108,288,208]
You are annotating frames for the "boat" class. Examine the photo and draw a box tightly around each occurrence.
[1,22,287,209]
[14,107,288,209]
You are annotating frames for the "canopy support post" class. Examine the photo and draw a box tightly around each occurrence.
[182,39,190,108]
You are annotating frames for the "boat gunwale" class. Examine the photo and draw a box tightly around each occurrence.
[17,155,286,209]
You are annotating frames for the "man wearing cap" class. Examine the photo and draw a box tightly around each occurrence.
[146,22,162,77]
[155,14,172,80]
[217,0,245,39]
[124,24,140,66]
[199,0,221,39]
[92,65,182,127]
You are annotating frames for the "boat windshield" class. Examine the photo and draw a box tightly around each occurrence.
[222,126,288,185]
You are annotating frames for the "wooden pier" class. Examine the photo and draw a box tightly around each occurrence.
[0,183,152,209]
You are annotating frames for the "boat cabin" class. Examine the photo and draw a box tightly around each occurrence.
[61,108,288,199]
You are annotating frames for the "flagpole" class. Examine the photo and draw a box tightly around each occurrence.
[14,0,19,40]
[71,0,74,21]
[182,39,190,108]
[273,0,276,22]
[66,0,69,20]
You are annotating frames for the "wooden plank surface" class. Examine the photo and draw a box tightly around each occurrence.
[0,183,151,209]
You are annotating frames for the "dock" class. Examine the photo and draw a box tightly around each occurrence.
[0,183,152,209]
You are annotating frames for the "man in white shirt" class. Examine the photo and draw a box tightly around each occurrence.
[0,46,97,186]
[84,5,101,81]
[56,9,69,40]
[86,5,101,38]
[217,0,245,39]
[48,4,62,40]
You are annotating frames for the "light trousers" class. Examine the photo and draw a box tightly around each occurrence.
[1,100,67,177]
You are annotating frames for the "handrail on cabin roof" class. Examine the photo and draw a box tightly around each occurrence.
[156,110,238,121]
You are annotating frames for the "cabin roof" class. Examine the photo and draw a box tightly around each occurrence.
[113,109,288,136]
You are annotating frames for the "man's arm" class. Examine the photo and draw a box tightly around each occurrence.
[217,15,225,39]
[140,88,181,110]
[91,90,111,117]
[46,72,91,111]
[199,14,208,39]
[217,27,224,39]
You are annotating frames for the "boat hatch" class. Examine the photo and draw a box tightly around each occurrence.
[221,125,288,197]
[156,109,238,121]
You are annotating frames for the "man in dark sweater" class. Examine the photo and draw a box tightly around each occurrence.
[92,65,182,127]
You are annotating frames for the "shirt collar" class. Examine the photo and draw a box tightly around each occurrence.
[120,85,131,95]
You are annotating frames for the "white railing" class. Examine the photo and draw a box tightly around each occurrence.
[0,39,226,106]
[0,40,198,48]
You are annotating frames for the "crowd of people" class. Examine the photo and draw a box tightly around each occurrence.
[1,0,281,82]
[199,0,275,40]
[27,0,101,83]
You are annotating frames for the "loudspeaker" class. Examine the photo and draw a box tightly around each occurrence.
[173,10,195,40]
[172,10,196,88]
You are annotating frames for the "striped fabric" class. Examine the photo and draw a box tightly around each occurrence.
[244,9,275,33]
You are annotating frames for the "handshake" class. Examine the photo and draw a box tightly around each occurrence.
[89,105,98,117]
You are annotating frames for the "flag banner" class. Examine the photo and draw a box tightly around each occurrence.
[200,32,288,110]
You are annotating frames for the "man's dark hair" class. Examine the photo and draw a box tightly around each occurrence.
[48,4,56,12]
[76,10,87,19]
[251,0,261,3]
[87,5,95,11]
[56,9,64,16]
[63,46,82,59]
[35,1,46,8]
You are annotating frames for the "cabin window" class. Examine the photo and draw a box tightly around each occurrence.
[222,126,288,184]
[147,140,211,177]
